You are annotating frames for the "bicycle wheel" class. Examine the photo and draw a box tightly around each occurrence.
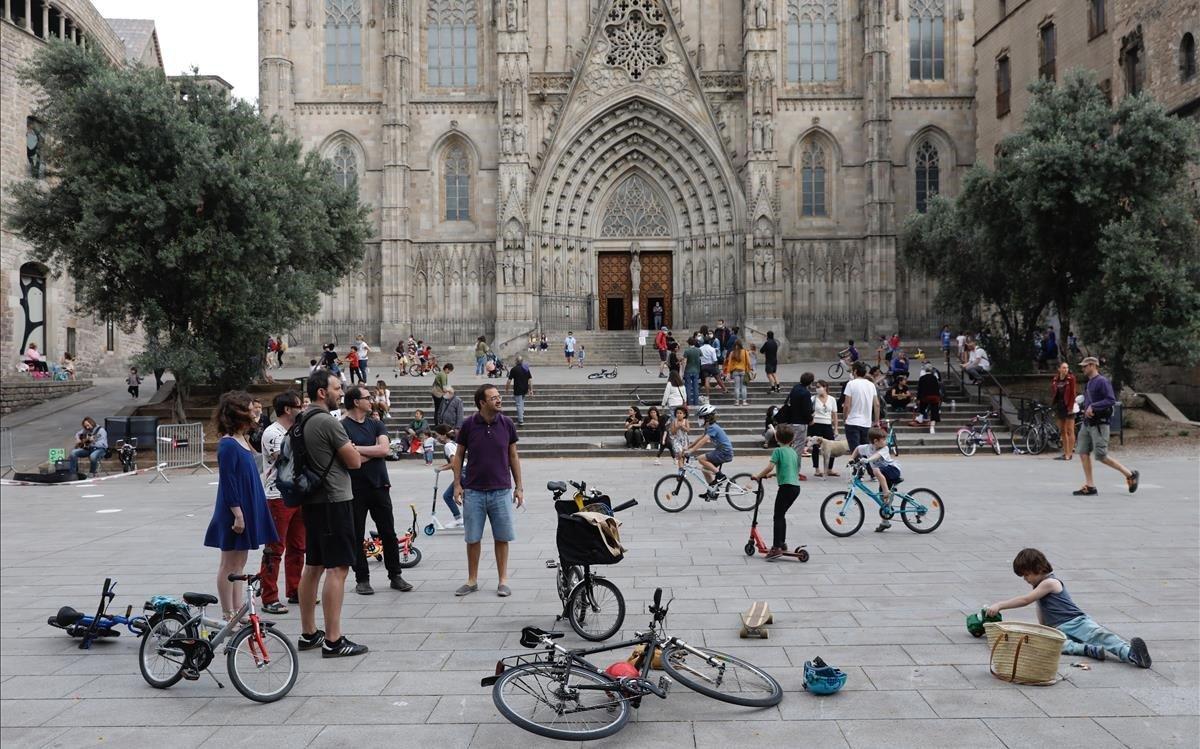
[587,372,602,380]
[226,624,299,703]
[1010,425,1032,453]
[493,662,631,741]
[724,473,757,511]
[605,370,618,379]
[820,491,865,537]
[1026,426,1046,455]
[899,488,945,534]
[661,644,783,707]
[568,577,625,641]
[654,474,693,512]
[557,565,582,605]
[827,362,844,379]
[398,545,422,568]
[955,429,977,457]
[138,613,191,689]
[988,428,1002,455]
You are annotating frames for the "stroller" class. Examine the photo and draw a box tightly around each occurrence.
[485,352,507,378]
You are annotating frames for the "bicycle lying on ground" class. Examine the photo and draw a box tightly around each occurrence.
[654,455,755,512]
[956,410,1002,456]
[587,368,619,380]
[482,588,783,741]
[819,459,945,537]
[47,577,147,649]
[546,480,637,640]
[138,573,299,702]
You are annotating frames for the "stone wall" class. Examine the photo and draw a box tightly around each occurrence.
[0,378,92,415]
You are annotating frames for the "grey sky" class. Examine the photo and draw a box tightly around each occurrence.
[92,0,258,102]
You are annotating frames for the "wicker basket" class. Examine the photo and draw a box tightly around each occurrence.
[984,621,1066,685]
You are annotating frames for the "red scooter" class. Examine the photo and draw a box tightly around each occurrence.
[743,479,809,562]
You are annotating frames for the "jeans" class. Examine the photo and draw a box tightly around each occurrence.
[965,365,989,383]
[1058,614,1131,661]
[772,484,801,548]
[513,394,526,422]
[69,447,106,475]
[476,356,486,375]
[684,372,700,405]
[845,425,870,454]
[442,480,462,519]
[732,372,747,402]
[259,498,305,603]
[351,484,402,583]
[359,361,368,382]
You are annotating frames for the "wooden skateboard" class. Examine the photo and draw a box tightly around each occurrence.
[739,601,773,639]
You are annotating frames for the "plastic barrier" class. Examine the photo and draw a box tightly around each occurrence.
[0,426,13,477]
[150,422,212,483]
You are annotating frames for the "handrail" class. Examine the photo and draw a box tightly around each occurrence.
[944,349,1023,428]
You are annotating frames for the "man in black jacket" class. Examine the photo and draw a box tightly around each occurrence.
[782,371,815,480]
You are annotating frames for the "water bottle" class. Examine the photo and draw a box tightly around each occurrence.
[951,400,956,413]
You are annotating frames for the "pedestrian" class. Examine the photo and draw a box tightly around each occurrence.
[126,366,143,398]
[712,319,730,363]
[258,391,306,614]
[353,334,371,383]
[371,379,391,419]
[956,331,968,363]
[451,384,524,597]
[781,372,814,480]
[204,391,279,623]
[642,406,663,452]
[437,386,466,430]
[652,301,664,330]
[68,417,108,478]
[1050,360,1077,461]
[841,361,878,454]
[1039,328,1059,371]
[564,331,577,367]
[506,355,533,425]
[23,341,48,373]
[666,340,682,377]
[761,331,780,393]
[747,423,800,561]
[346,346,361,384]
[277,334,287,368]
[433,425,465,528]
[296,369,369,658]
[683,336,703,405]
[724,340,753,405]
[655,327,670,377]
[915,363,942,434]
[666,405,690,468]
[475,336,490,376]
[432,362,453,420]
[342,385,413,596]
[940,325,952,357]
[1073,357,1139,496]
[809,379,839,476]
[699,336,726,398]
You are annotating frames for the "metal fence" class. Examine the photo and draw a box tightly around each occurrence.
[289,319,379,349]
[151,422,212,483]
[676,293,739,330]
[785,312,870,342]
[0,426,12,477]
[538,293,593,331]
[403,319,495,346]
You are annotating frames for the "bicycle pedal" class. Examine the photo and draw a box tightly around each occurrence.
[181,668,201,681]
[545,560,558,568]
[658,675,672,696]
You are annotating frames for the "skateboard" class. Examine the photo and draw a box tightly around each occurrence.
[739,601,773,639]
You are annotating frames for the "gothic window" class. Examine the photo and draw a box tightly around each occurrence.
[787,1,839,83]
[1182,33,1197,81]
[444,144,471,221]
[325,0,362,85]
[427,0,478,87]
[996,55,1011,117]
[1088,0,1106,40]
[1121,31,1144,95]
[26,118,45,179]
[908,0,945,81]
[332,143,357,191]
[915,140,940,213]
[600,174,670,237]
[18,262,46,356]
[1039,23,1057,81]
[603,0,667,80]
[800,140,828,217]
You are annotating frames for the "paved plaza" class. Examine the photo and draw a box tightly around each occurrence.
[1,452,1197,748]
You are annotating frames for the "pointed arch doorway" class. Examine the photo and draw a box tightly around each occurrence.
[594,173,674,331]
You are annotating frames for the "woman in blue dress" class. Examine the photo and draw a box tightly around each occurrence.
[205,391,279,622]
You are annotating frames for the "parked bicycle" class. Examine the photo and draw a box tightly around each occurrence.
[587,368,619,380]
[546,480,637,641]
[956,411,1003,457]
[654,455,755,512]
[138,573,299,703]
[819,459,945,537]
[482,588,783,741]
[1011,401,1079,455]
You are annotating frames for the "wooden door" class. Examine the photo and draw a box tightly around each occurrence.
[639,251,673,329]
[597,252,631,330]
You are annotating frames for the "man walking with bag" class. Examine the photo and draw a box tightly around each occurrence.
[1073,357,1139,496]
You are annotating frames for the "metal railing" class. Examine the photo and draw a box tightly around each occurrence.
[402,319,495,346]
[150,422,212,483]
[538,294,593,331]
[678,293,738,330]
[289,320,379,349]
[785,312,870,342]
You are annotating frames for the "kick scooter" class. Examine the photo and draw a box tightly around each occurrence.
[743,479,809,562]
[423,470,465,536]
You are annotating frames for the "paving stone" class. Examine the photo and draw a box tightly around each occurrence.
[198,725,323,748]
[983,717,1127,748]
[1093,716,1200,748]
[44,726,216,747]
[589,720,692,748]
[776,690,937,720]
[0,675,98,699]
[861,665,973,690]
[1126,686,1200,716]
[0,700,74,728]
[0,726,69,748]
[837,718,1003,748]
[285,695,439,724]
[920,688,1046,718]
[310,724,476,747]
[44,697,211,727]
[783,645,914,667]
[694,718,848,748]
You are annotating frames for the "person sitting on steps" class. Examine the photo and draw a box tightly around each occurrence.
[685,404,734,499]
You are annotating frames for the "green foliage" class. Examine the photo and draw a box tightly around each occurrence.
[902,68,1200,387]
[7,43,372,392]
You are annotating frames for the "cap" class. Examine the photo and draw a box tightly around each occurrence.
[1080,356,1100,366]
[661,326,669,332]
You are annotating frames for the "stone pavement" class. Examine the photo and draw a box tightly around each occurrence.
[1,452,1197,748]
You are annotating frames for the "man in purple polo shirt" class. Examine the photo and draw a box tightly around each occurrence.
[1073,357,1139,496]
[451,383,525,597]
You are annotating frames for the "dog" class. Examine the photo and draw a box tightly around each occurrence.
[808,435,850,473]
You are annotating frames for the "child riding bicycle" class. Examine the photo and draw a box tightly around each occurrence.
[685,404,734,497]
[849,426,902,532]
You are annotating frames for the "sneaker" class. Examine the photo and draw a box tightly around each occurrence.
[1083,644,1106,661]
[765,548,784,562]
[1072,486,1099,496]
[261,601,289,615]
[298,629,326,651]
[355,581,374,596]
[1128,637,1151,668]
[874,521,892,532]
[449,517,464,528]
[322,635,368,658]
[390,575,413,592]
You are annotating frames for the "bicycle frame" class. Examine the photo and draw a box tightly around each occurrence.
[843,471,931,517]
[157,577,274,670]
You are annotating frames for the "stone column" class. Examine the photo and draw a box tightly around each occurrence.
[24,0,32,30]
[862,0,898,336]
[40,2,47,38]
[379,0,413,345]
[257,0,295,128]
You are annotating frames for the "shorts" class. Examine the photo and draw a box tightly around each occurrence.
[701,363,719,378]
[302,501,357,569]
[1077,423,1110,460]
[878,464,901,485]
[704,450,733,468]
[658,349,668,362]
[765,362,777,374]
[463,488,517,544]
[565,350,574,359]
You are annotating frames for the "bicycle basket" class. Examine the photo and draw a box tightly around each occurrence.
[555,497,624,567]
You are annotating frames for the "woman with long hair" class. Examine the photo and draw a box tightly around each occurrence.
[723,340,753,406]
[623,406,645,448]
[1050,360,1077,460]
[204,391,279,622]
[641,406,663,453]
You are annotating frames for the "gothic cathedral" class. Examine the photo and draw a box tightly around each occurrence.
[259,0,975,348]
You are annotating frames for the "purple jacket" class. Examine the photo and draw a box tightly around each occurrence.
[1082,373,1116,412]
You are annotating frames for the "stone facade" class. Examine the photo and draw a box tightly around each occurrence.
[266,0,978,351]
[1,1,159,377]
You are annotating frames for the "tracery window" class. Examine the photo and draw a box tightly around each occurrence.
[786,1,839,83]
[600,175,670,237]
[332,143,357,191]
[427,0,478,87]
[908,0,945,81]
[603,0,667,80]
[325,0,362,85]
[915,140,940,213]
[444,144,471,221]
[800,140,828,217]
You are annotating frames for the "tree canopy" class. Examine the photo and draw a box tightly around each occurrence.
[7,42,372,392]
[902,69,1200,388]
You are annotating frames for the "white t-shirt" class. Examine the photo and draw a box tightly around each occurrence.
[843,377,878,428]
[354,340,371,360]
[955,334,966,350]
[442,440,457,461]
[969,347,991,370]
[853,443,900,470]
[564,336,576,353]
[261,421,288,498]
[812,394,836,425]
[699,344,718,365]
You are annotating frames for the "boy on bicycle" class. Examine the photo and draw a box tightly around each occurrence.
[685,404,734,498]
[849,426,901,532]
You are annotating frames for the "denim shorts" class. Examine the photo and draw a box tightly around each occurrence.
[462,488,517,544]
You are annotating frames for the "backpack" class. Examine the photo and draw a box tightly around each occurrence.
[276,411,337,508]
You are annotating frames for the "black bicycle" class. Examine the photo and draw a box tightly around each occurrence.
[483,588,783,741]
[546,480,636,641]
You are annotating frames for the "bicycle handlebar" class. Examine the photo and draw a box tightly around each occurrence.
[569,480,586,491]
[610,499,638,513]
[226,573,262,583]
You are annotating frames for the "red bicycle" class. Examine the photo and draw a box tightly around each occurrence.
[743,479,808,562]
[363,504,423,567]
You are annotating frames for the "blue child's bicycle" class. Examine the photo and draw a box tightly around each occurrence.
[47,578,148,649]
[819,460,944,537]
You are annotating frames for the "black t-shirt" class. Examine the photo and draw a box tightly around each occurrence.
[761,338,779,364]
[508,364,532,396]
[341,416,390,489]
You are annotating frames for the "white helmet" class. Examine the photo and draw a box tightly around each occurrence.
[697,404,718,418]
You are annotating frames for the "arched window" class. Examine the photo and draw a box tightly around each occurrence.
[26,117,45,179]
[332,142,357,191]
[427,0,479,87]
[786,1,839,83]
[444,144,471,221]
[18,262,47,356]
[1181,33,1197,81]
[915,140,940,213]
[325,0,362,85]
[908,0,945,81]
[800,139,828,217]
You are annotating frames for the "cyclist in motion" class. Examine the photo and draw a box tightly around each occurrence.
[684,404,735,498]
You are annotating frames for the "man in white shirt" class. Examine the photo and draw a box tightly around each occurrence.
[698,337,726,398]
[353,334,372,383]
[564,332,577,368]
[841,361,879,453]
[258,391,306,614]
[964,343,992,384]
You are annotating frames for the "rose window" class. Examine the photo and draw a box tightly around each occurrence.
[604,0,668,80]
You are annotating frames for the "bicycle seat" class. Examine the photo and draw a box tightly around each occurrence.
[520,626,565,648]
[183,592,218,606]
[51,606,85,627]
[546,481,567,493]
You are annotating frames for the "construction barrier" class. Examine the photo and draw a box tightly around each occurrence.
[150,422,212,483]
[0,426,13,477]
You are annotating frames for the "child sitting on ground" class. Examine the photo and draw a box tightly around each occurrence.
[986,548,1151,667]
[432,425,464,528]
[849,426,902,532]
[747,424,801,561]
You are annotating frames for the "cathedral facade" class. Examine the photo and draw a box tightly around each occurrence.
[260,0,976,349]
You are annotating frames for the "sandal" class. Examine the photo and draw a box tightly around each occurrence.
[261,601,289,615]
[1127,470,1139,494]
[826,471,840,477]
[1072,486,1098,496]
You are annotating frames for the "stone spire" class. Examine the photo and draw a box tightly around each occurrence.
[380,0,413,337]
[258,0,295,129]
[862,0,898,334]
